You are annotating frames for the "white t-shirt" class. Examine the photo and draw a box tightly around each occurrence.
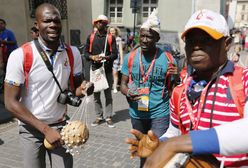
[5,40,82,124]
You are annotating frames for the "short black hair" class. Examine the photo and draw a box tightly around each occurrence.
[0,19,6,24]
[31,26,38,32]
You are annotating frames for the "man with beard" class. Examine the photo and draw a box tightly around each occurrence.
[4,3,93,168]
[120,9,177,167]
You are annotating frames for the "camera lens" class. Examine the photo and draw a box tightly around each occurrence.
[69,96,82,107]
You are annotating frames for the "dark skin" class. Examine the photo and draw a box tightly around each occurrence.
[125,28,232,167]
[30,30,39,40]
[126,129,192,168]
[0,20,17,46]
[89,20,110,62]
[4,3,93,149]
[120,28,177,100]
[185,29,231,81]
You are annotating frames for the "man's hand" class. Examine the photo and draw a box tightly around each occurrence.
[144,135,193,168]
[125,129,159,158]
[91,55,103,63]
[76,80,94,96]
[43,125,63,149]
[127,89,140,101]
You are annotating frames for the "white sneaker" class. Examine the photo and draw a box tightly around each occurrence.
[113,89,118,93]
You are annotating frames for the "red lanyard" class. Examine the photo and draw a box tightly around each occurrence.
[184,77,211,130]
[139,49,158,84]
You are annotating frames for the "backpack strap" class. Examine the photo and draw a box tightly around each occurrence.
[228,66,245,117]
[89,32,95,53]
[22,42,75,91]
[89,32,113,53]
[65,44,74,91]
[172,66,245,134]
[127,49,138,83]
[22,42,33,90]
[171,84,187,134]
[162,51,174,97]
[107,33,112,52]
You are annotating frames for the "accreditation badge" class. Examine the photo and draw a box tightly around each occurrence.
[137,87,150,112]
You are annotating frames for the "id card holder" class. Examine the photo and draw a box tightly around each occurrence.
[137,87,150,112]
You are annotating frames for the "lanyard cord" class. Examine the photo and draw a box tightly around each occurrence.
[138,49,157,88]
[139,49,157,84]
[198,61,227,128]
[34,40,63,92]
[209,75,221,128]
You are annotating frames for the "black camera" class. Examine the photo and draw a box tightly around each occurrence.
[57,90,82,107]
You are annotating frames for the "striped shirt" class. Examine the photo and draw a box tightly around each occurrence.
[170,61,248,167]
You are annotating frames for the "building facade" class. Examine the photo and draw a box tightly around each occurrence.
[0,0,227,50]
[235,0,248,28]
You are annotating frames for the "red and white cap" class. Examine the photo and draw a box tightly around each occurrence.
[92,15,109,25]
[181,9,229,40]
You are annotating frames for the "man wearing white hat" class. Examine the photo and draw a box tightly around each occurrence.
[120,9,178,167]
[84,15,117,128]
[126,9,248,167]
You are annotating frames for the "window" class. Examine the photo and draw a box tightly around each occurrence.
[142,0,158,21]
[108,0,123,24]
[241,14,244,20]
[29,0,67,19]
[242,4,246,10]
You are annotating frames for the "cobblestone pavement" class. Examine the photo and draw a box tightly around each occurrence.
[0,91,139,168]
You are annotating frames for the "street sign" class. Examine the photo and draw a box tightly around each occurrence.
[130,0,141,13]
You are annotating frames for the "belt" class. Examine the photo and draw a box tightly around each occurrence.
[48,120,67,127]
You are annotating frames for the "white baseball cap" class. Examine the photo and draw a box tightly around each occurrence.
[92,15,109,25]
[141,8,160,35]
[181,9,229,40]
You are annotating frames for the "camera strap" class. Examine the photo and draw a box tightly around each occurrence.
[34,39,63,92]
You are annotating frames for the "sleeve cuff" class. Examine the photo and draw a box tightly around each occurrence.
[159,136,168,142]
[189,128,220,155]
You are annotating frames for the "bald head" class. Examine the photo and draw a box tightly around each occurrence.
[35,3,60,20]
[34,3,62,50]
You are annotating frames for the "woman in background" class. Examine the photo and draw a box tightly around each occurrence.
[108,26,124,93]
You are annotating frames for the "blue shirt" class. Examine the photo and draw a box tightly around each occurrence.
[0,28,18,54]
[121,47,176,119]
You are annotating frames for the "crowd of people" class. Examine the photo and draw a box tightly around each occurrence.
[1,2,248,168]
[126,9,248,168]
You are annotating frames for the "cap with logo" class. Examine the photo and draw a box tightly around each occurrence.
[92,15,109,25]
[181,9,229,40]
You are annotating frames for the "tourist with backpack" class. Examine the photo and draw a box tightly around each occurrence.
[126,9,248,167]
[84,15,118,128]
[120,9,178,167]
[4,3,93,168]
